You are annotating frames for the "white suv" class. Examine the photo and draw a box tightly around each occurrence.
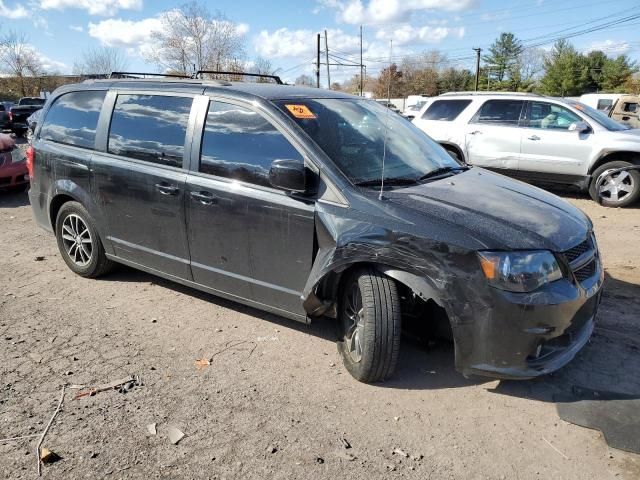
[412,92,640,207]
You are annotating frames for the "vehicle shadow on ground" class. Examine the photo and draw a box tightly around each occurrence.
[0,189,29,207]
[100,267,640,398]
[100,265,340,344]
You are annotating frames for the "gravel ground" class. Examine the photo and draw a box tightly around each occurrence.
[1,188,639,480]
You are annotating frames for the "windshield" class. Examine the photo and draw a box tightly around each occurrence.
[19,98,45,106]
[565,100,630,131]
[276,98,459,186]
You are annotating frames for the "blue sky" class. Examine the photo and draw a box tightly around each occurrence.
[2,0,639,83]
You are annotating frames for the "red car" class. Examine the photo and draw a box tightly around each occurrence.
[0,147,29,192]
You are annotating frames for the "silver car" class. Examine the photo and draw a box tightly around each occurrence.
[413,92,640,207]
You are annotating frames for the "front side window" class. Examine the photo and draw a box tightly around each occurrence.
[199,101,302,188]
[566,100,629,131]
[473,99,525,126]
[40,90,106,149]
[108,94,192,167]
[422,100,471,121]
[276,98,459,186]
[528,102,582,130]
[622,102,638,113]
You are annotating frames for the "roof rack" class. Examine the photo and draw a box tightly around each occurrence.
[109,71,191,79]
[439,91,542,97]
[195,70,283,84]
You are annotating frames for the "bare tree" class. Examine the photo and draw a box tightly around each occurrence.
[0,32,44,96]
[146,1,246,75]
[295,74,315,87]
[73,47,129,76]
[251,57,280,82]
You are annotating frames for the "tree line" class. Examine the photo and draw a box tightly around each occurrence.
[0,1,278,100]
[330,32,638,98]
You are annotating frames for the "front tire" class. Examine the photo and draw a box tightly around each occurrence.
[338,268,401,383]
[55,201,114,278]
[589,161,640,207]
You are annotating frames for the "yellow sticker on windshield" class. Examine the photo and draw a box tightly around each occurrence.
[285,104,316,119]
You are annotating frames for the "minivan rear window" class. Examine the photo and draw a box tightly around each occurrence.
[40,90,106,149]
[422,100,471,121]
[108,94,192,167]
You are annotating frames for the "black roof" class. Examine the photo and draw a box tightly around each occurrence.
[72,78,357,102]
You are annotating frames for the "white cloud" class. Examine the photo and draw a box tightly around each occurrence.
[375,24,464,45]
[0,1,29,19]
[69,25,84,32]
[586,40,630,55]
[88,17,162,49]
[40,0,142,16]
[255,28,364,59]
[321,0,476,25]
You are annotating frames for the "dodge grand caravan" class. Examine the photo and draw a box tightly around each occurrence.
[28,77,604,382]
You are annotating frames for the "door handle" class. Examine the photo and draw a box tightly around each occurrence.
[190,191,217,205]
[155,183,180,195]
[528,135,541,141]
[621,116,630,121]
[469,130,482,135]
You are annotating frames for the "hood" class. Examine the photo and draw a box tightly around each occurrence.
[380,168,591,252]
[609,128,640,142]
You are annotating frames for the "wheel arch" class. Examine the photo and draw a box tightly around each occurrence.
[48,182,111,254]
[439,142,466,164]
[304,261,447,317]
[589,151,640,176]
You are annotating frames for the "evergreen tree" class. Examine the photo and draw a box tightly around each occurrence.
[539,40,589,96]
[483,32,524,82]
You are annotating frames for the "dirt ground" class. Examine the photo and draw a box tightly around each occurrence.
[1,187,639,480]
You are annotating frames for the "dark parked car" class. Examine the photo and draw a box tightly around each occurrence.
[11,97,45,136]
[28,78,604,382]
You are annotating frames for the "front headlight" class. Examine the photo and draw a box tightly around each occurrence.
[477,250,563,293]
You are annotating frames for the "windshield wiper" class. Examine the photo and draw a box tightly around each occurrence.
[354,177,419,187]
[417,165,467,181]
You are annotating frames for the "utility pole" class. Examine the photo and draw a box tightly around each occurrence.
[473,47,481,92]
[316,33,321,88]
[360,25,364,96]
[324,30,331,89]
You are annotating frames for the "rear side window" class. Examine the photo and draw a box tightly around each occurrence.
[108,94,192,167]
[472,99,525,126]
[422,100,471,121]
[40,91,106,149]
[199,101,302,188]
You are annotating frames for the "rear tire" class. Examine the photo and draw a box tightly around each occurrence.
[589,161,640,207]
[55,201,114,278]
[338,268,401,383]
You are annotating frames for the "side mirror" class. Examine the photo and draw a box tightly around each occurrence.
[568,121,590,134]
[269,159,312,193]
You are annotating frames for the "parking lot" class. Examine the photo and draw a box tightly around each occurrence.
[0,188,639,479]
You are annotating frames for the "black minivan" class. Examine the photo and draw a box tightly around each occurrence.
[28,77,603,382]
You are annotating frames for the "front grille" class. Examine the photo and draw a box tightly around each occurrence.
[574,259,596,282]
[563,239,591,263]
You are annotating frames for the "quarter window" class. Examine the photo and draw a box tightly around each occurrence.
[422,100,471,121]
[473,99,525,126]
[528,102,582,130]
[108,94,192,167]
[199,101,302,188]
[40,91,106,149]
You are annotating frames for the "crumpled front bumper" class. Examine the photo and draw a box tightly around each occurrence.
[451,258,604,380]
